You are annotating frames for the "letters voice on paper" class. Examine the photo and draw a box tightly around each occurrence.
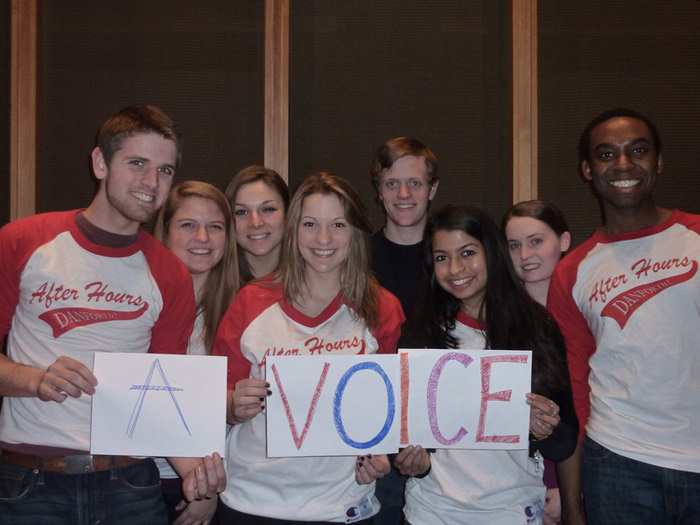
[265,349,532,457]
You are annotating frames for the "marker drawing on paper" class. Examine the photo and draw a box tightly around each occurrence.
[127,358,191,438]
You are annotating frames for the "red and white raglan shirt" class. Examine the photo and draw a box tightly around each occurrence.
[548,210,700,473]
[0,210,195,454]
[404,312,547,525]
[213,281,404,523]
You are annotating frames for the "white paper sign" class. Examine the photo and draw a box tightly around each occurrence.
[401,349,531,450]
[266,354,400,457]
[91,353,227,457]
[265,350,531,457]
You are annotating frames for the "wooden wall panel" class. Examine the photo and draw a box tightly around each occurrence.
[9,0,36,223]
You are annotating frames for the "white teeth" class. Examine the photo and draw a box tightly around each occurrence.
[313,249,334,256]
[132,192,154,202]
[248,233,268,240]
[189,249,211,255]
[522,263,540,271]
[396,204,415,209]
[452,277,472,286]
[610,179,640,188]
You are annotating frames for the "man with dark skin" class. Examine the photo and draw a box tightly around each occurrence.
[549,108,700,523]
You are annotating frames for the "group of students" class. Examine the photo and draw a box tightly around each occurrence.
[1,104,698,525]
[145,138,580,524]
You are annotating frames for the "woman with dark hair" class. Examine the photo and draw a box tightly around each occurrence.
[224,165,290,284]
[214,172,404,524]
[503,200,571,307]
[398,205,577,525]
[503,200,584,525]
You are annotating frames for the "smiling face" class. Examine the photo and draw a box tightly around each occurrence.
[233,180,286,259]
[432,229,488,318]
[91,132,178,234]
[297,193,352,282]
[582,116,663,216]
[505,216,570,286]
[167,196,227,278]
[379,155,438,235]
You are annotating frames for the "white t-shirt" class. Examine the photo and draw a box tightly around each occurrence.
[549,210,700,473]
[213,281,404,522]
[0,210,194,452]
[404,312,545,525]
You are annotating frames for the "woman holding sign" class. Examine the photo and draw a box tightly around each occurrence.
[214,172,404,524]
[154,180,240,524]
[398,205,577,525]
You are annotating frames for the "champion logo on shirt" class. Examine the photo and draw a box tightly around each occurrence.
[522,497,544,524]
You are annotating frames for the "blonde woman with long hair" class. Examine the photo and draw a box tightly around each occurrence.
[214,172,404,524]
[154,180,239,523]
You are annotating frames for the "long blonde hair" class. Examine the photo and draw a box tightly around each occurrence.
[154,181,239,353]
[277,172,380,326]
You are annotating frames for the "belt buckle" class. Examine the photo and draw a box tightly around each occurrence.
[65,454,94,474]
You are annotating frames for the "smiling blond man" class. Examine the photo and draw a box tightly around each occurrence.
[369,137,439,525]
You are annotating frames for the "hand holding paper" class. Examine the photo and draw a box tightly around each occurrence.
[174,453,226,501]
[526,392,561,437]
[355,454,390,484]
[395,445,431,477]
[229,377,269,424]
[39,355,98,402]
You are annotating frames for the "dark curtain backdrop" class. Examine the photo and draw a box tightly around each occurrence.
[538,1,700,247]
[6,2,698,240]
[289,1,511,232]
[38,1,265,219]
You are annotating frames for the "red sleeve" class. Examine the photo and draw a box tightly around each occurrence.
[373,287,405,355]
[0,221,24,339]
[548,259,596,442]
[212,285,259,388]
[142,235,195,355]
[0,213,71,339]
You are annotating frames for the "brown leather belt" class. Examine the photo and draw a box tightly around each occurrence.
[0,449,144,474]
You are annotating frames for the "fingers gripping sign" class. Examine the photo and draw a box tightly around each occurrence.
[229,378,271,424]
[181,452,227,502]
[526,393,561,438]
[355,453,390,485]
[38,355,98,403]
[395,445,431,477]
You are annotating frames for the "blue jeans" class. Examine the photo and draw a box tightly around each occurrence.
[0,457,168,524]
[371,465,406,525]
[582,436,700,524]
